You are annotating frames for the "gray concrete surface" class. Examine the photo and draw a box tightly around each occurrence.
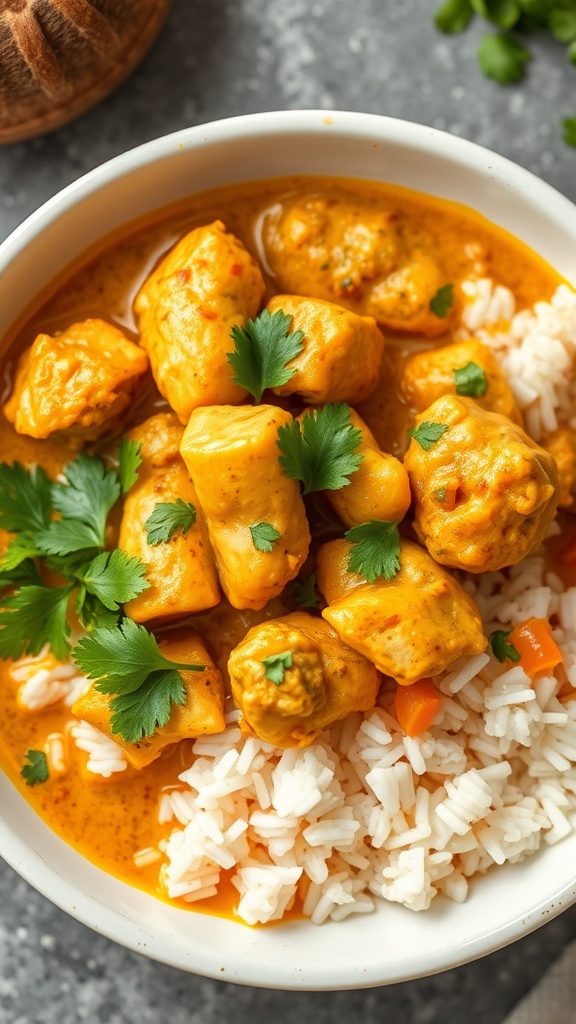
[2,0,576,1019]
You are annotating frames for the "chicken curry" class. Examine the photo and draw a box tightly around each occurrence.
[0,175,569,918]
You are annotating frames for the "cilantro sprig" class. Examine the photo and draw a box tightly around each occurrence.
[262,650,293,685]
[489,628,521,663]
[429,284,454,319]
[291,572,320,609]
[345,521,401,583]
[0,453,149,660]
[227,308,305,402]
[454,361,488,397]
[250,522,281,553]
[145,500,197,546]
[118,438,142,494]
[277,403,363,494]
[21,749,49,786]
[408,422,449,451]
[73,619,205,743]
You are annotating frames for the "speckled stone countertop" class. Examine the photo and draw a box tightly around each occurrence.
[2,1,576,1020]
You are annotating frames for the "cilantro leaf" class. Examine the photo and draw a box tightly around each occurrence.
[262,651,293,685]
[0,559,41,591]
[277,403,363,494]
[345,520,401,583]
[409,421,449,451]
[144,500,197,546]
[489,628,521,663]
[80,550,149,611]
[471,0,521,29]
[109,669,186,743]
[51,453,120,548]
[0,462,52,533]
[291,572,320,609]
[35,519,102,558]
[562,116,576,146]
[454,361,488,397]
[73,618,204,696]
[478,32,531,83]
[227,308,305,402]
[429,284,454,318]
[76,591,121,632]
[250,522,281,553]
[0,584,73,661]
[435,0,474,33]
[21,749,49,786]
[0,535,44,573]
[550,9,576,42]
[118,438,142,494]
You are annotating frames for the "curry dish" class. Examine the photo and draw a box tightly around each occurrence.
[1,176,575,925]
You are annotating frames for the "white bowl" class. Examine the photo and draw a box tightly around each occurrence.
[2,110,576,990]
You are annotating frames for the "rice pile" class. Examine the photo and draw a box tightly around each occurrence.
[12,278,576,926]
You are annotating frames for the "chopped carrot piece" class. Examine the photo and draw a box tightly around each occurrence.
[394,678,442,738]
[561,535,576,567]
[509,617,562,676]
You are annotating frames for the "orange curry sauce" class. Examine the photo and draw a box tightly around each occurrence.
[0,176,563,921]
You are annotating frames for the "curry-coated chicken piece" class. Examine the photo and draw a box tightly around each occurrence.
[228,611,380,747]
[263,194,453,336]
[541,427,576,509]
[323,408,411,527]
[118,412,220,623]
[404,395,560,573]
[180,404,310,610]
[264,194,400,303]
[316,538,486,686]
[4,319,148,441]
[134,221,265,422]
[72,631,225,769]
[266,294,385,405]
[401,338,522,425]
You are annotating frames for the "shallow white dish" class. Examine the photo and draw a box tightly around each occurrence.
[1,110,576,990]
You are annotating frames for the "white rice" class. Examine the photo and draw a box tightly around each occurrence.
[69,720,128,778]
[10,646,89,711]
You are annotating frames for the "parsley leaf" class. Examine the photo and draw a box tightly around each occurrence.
[51,453,120,549]
[109,670,186,744]
[227,308,305,402]
[0,584,73,661]
[118,438,142,494]
[454,361,488,397]
[435,0,474,33]
[21,749,49,786]
[144,500,197,546]
[489,628,521,663]
[250,522,281,552]
[0,462,52,533]
[429,284,454,318]
[471,0,521,29]
[345,521,401,583]
[409,422,449,451]
[74,619,205,743]
[262,651,293,685]
[562,116,576,146]
[478,32,531,83]
[291,572,320,609]
[277,403,363,494]
[80,550,149,611]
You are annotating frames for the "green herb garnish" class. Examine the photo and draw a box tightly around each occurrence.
[489,628,521,663]
[250,523,282,553]
[429,284,454,319]
[345,520,401,583]
[277,403,363,495]
[21,749,49,787]
[118,438,142,494]
[227,308,305,402]
[291,572,320,609]
[454,361,488,397]
[262,651,293,685]
[144,500,197,546]
[408,422,449,451]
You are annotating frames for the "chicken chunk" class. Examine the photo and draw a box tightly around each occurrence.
[4,319,148,441]
[401,338,522,425]
[263,194,452,335]
[316,538,486,686]
[404,395,560,573]
[134,221,265,422]
[541,427,576,509]
[265,295,385,405]
[118,412,220,623]
[228,611,380,747]
[72,631,225,769]
[264,195,400,303]
[324,408,411,527]
[180,404,310,610]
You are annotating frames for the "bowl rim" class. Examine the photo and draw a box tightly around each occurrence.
[2,108,576,989]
